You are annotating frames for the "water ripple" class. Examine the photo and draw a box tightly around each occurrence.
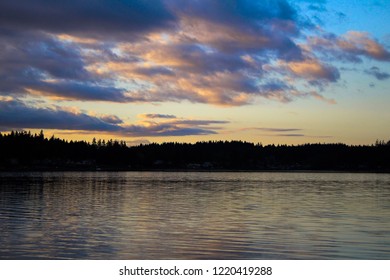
[1,172,390,259]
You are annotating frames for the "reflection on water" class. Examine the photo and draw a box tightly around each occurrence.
[0,172,390,259]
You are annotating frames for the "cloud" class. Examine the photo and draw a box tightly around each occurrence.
[258,128,302,132]
[364,66,390,80]
[0,99,120,132]
[0,31,140,103]
[167,0,303,59]
[100,114,123,125]
[140,114,177,119]
[238,126,334,139]
[236,127,303,133]
[134,66,175,77]
[309,31,390,62]
[169,0,297,25]
[0,99,227,137]
[26,81,134,102]
[307,4,327,12]
[0,32,160,103]
[260,66,338,104]
[0,32,90,93]
[133,115,229,136]
[274,59,340,82]
[276,134,305,137]
[121,125,217,137]
[337,32,390,61]
[307,91,336,105]
[0,0,176,38]
[1,0,388,109]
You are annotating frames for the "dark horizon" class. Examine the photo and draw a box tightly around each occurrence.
[1,130,389,172]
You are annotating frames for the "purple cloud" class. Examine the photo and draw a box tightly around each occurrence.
[0,0,388,110]
[309,31,390,62]
[0,99,120,132]
[0,0,176,38]
[0,99,228,137]
[364,66,390,80]
[141,114,177,119]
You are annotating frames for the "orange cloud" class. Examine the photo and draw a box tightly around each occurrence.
[339,31,390,61]
[274,59,340,82]
[308,31,390,62]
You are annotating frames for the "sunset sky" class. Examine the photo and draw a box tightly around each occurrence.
[0,0,389,145]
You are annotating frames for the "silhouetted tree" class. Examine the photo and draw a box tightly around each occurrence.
[0,131,389,171]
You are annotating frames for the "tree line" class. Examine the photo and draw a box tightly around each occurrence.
[0,130,389,171]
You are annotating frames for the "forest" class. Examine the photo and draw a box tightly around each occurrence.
[0,130,389,172]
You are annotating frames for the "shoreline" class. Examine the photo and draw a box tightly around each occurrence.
[1,168,389,174]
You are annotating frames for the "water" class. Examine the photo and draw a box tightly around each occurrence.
[0,172,389,259]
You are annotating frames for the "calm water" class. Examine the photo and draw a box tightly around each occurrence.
[0,172,389,259]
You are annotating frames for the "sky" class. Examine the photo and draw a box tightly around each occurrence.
[0,0,389,145]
